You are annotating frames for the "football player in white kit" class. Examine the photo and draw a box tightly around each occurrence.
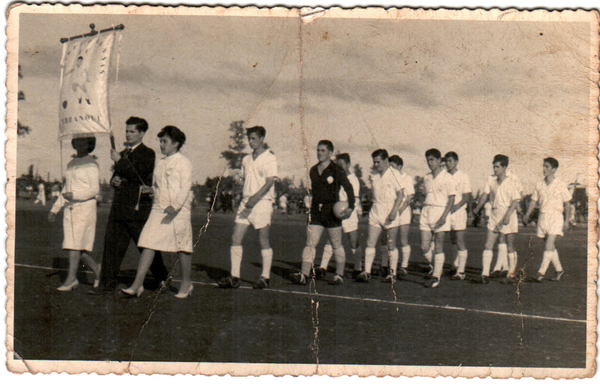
[474,155,522,284]
[444,152,472,281]
[357,149,405,283]
[316,153,363,280]
[389,155,415,278]
[523,157,571,282]
[419,149,456,288]
[219,126,278,289]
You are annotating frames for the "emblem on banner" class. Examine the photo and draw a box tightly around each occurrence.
[59,32,115,138]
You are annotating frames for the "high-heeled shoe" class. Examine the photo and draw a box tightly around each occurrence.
[121,286,144,298]
[93,266,101,289]
[174,284,194,299]
[57,280,79,292]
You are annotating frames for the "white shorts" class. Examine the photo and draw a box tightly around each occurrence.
[450,208,468,231]
[342,209,359,233]
[537,211,564,238]
[398,207,412,227]
[419,205,450,233]
[235,199,273,230]
[488,208,518,235]
[369,204,401,229]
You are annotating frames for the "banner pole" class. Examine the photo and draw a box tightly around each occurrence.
[59,139,64,183]
[60,23,124,44]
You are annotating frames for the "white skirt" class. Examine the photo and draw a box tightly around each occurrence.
[138,205,193,253]
[62,199,97,252]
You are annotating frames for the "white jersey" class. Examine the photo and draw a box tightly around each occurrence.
[423,169,456,207]
[242,150,278,201]
[532,178,572,214]
[369,167,403,228]
[371,167,403,206]
[340,173,360,202]
[484,172,522,210]
[449,169,472,211]
[398,171,415,197]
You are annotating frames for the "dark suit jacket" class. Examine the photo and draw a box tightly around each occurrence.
[109,143,155,221]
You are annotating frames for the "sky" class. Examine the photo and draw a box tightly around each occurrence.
[17,12,592,193]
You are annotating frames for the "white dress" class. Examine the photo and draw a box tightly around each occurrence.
[50,156,99,252]
[138,152,193,253]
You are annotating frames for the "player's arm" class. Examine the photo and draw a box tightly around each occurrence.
[386,189,405,224]
[474,192,488,214]
[433,195,455,231]
[338,168,356,212]
[397,193,414,216]
[245,177,276,209]
[500,198,521,226]
[452,192,472,213]
[523,199,538,224]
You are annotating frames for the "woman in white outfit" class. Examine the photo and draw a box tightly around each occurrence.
[122,126,194,298]
[49,137,101,291]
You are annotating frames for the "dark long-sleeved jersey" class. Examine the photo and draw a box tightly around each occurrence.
[309,161,355,210]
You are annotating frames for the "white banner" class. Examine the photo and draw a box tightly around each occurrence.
[59,32,115,138]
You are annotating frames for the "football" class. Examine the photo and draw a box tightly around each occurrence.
[333,201,349,219]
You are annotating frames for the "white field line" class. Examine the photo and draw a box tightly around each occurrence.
[15,262,586,324]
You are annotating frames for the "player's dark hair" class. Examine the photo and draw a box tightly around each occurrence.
[158,125,186,150]
[336,153,351,164]
[318,140,334,152]
[544,157,559,169]
[425,148,442,159]
[445,151,459,161]
[493,154,509,167]
[246,126,266,138]
[371,149,389,160]
[389,155,403,166]
[71,136,96,154]
[126,116,149,133]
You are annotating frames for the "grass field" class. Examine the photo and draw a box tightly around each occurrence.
[13,200,588,367]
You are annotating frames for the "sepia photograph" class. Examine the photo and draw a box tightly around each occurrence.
[5,3,599,378]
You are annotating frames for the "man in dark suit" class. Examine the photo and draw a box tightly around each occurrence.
[91,116,169,293]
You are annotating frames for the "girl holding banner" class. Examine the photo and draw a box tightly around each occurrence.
[122,126,194,299]
[49,137,101,291]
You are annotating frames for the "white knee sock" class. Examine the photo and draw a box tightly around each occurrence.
[551,250,563,272]
[320,244,333,269]
[433,253,445,278]
[334,247,346,276]
[508,252,517,277]
[231,245,243,278]
[352,247,362,271]
[538,251,552,275]
[301,246,316,276]
[261,248,273,279]
[482,250,493,276]
[401,245,411,269]
[365,247,376,273]
[389,248,399,275]
[494,243,508,271]
[457,250,468,274]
